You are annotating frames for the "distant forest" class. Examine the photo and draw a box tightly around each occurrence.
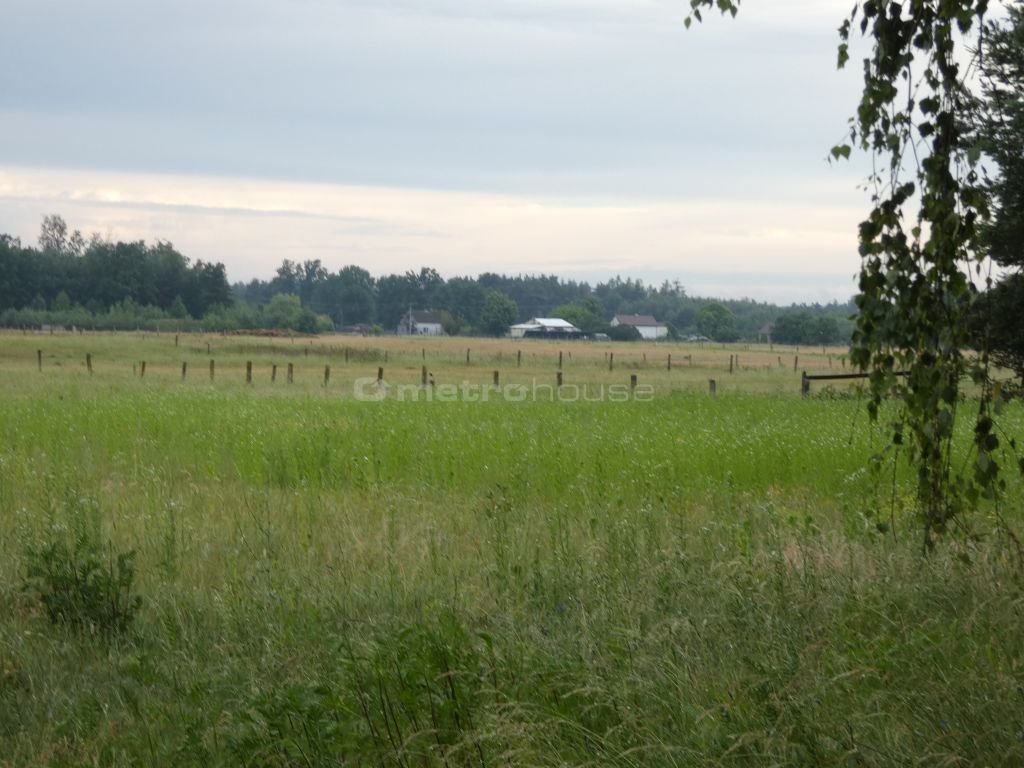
[1,215,855,343]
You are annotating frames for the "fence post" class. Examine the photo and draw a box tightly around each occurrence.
[86,353,93,374]
[517,349,521,368]
[493,370,500,388]
[609,352,614,371]
[558,350,563,369]
[287,363,294,384]
[709,379,716,397]
[793,355,799,372]
[630,374,637,391]
[272,364,277,383]
[141,361,146,378]
[207,341,211,355]
[729,354,734,374]
[323,365,330,387]
[667,353,672,371]
[557,371,563,388]
[181,361,187,380]
[422,365,428,388]
[801,371,810,397]
[466,348,471,365]
[175,334,179,347]
[246,361,252,384]
[210,359,215,381]
[377,366,384,383]
[37,349,42,371]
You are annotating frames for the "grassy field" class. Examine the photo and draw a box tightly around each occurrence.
[1,331,1023,766]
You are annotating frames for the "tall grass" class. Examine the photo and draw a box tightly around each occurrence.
[0,334,1022,766]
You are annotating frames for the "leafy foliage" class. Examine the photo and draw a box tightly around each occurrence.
[696,301,737,342]
[479,290,518,336]
[687,0,1016,550]
[24,531,142,637]
[974,3,1024,380]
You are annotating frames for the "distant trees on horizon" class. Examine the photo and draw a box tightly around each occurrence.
[2,214,857,341]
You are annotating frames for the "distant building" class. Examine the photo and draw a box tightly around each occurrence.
[509,318,584,339]
[397,310,444,336]
[610,314,668,340]
[758,323,774,344]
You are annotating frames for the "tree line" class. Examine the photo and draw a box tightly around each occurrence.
[0,214,856,342]
[1,216,231,329]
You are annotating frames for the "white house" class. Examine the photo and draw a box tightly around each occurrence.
[610,314,668,340]
[397,309,444,336]
[509,317,583,339]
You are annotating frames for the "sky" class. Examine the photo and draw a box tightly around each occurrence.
[0,0,875,304]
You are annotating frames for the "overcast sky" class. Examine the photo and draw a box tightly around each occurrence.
[0,0,876,304]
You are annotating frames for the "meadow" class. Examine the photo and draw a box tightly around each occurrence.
[1,331,1022,766]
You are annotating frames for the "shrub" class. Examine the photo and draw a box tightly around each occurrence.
[24,531,142,637]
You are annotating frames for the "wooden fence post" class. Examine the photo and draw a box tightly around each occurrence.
[609,352,614,371]
[181,361,187,380]
[175,334,179,347]
[246,361,252,384]
[709,379,716,397]
[141,361,146,378]
[287,363,294,384]
[729,354,734,374]
[86,353,92,374]
[323,365,330,387]
[377,366,384,383]
[667,353,672,371]
[558,350,563,369]
[466,348,471,365]
[210,359,215,381]
[493,370,500,388]
[206,341,211,355]
[801,371,810,397]
[517,349,522,368]
[37,349,42,371]
[272,364,277,383]
[630,374,637,391]
[557,371,563,388]
[794,355,799,372]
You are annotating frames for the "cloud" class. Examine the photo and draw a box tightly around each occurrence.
[0,164,862,303]
[0,0,872,304]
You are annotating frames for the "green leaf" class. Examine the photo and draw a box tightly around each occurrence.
[831,144,852,161]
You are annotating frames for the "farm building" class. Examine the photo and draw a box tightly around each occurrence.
[397,310,444,336]
[509,318,584,339]
[610,314,668,340]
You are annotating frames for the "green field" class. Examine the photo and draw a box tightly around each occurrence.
[1,332,1023,766]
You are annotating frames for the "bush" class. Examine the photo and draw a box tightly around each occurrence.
[24,531,142,637]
